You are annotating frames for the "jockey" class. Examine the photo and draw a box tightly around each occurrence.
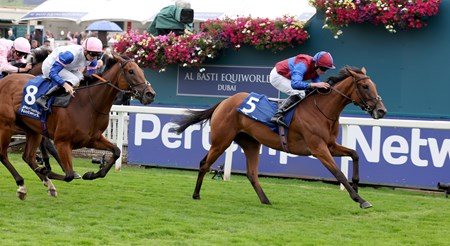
[269,51,336,127]
[0,37,32,77]
[36,37,103,111]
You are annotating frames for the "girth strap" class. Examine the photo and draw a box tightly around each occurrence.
[278,125,289,153]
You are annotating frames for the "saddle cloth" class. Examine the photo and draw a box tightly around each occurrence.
[236,92,296,133]
[18,75,70,120]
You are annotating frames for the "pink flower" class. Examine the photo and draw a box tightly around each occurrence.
[113,16,309,71]
[311,0,441,36]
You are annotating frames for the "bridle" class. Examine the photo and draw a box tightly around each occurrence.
[76,59,150,115]
[314,75,382,121]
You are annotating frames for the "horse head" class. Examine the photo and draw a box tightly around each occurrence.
[345,67,387,119]
[109,54,156,105]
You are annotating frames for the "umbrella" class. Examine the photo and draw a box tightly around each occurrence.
[85,20,123,32]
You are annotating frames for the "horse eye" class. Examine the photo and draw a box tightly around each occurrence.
[128,70,135,75]
[362,84,369,89]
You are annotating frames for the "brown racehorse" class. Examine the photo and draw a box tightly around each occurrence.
[173,66,387,209]
[0,54,155,200]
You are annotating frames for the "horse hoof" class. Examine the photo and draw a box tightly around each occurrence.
[17,186,27,200]
[17,192,27,200]
[360,201,373,209]
[192,194,200,200]
[82,172,95,180]
[48,189,58,197]
[73,172,82,179]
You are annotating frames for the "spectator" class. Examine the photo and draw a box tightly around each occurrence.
[40,39,52,51]
[25,33,32,44]
[31,39,40,51]
[7,29,16,41]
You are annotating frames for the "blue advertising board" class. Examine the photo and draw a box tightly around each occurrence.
[128,107,450,189]
[177,65,279,98]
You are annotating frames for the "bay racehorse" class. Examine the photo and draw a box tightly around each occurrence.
[0,54,155,200]
[173,66,387,209]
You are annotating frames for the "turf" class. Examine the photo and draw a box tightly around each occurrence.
[0,153,448,245]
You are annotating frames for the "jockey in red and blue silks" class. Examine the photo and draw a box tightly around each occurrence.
[269,51,336,127]
[36,37,103,111]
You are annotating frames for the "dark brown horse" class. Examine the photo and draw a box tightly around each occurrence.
[28,48,51,76]
[174,66,387,209]
[0,55,155,200]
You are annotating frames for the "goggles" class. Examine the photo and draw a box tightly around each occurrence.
[88,51,102,57]
[15,51,28,58]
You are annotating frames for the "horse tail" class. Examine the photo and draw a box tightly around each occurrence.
[173,102,221,134]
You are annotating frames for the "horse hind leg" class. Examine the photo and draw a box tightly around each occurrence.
[235,133,271,205]
[193,141,233,201]
[192,154,208,200]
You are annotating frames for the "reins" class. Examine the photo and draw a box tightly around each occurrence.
[313,75,382,121]
[74,61,136,115]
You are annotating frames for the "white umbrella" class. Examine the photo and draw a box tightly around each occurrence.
[189,0,316,21]
[80,0,173,23]
[21,0,106,22]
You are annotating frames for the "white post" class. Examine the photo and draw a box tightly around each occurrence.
[340,124,350,190]
[115,111,125,170]
[223,146,235,181]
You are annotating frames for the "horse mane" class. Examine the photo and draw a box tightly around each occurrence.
[79,54,132,86]
[99,54,132,76]
[327,66,364,85]
[31,48,51,64]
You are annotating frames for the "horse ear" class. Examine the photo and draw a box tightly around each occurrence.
[346,67,357,77]
[361,67,367,75]
[113,54,125,63]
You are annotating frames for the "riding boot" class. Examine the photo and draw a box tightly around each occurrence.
[35,85,63,111]
[270,94,304,127]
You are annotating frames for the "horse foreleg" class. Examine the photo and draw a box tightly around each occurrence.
[235,134,271,205]
[45,141,75,182]
[312,145,371,209]
[0,154,27,200]
[329,144,360,192]
[82,135,120,180]
[22,134,58,197]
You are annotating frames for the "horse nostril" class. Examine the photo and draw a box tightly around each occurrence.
[146,92,155,99]
[378,109,387,117]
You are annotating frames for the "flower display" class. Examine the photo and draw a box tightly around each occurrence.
[113,16,309,71]
[200,16,309,52]
[309,0,442,37]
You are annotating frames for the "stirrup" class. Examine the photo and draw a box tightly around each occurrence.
[36,98,49,111]
[270,116,288,128]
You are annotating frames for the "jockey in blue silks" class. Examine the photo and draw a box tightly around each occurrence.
[269,51,336,127]
[36,37,103,111]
